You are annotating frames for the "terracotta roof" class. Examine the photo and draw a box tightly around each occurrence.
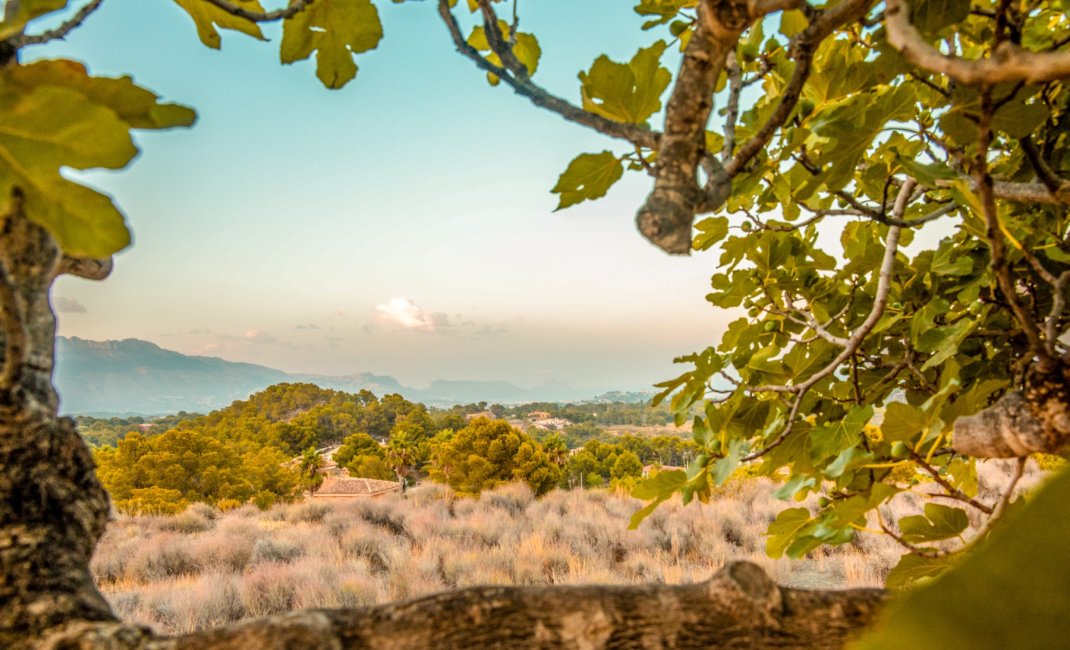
[314,476,401,497]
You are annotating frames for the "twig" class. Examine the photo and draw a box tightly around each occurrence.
[721,51,742,163]
[11,0,103,47]
[912,452,994,515]
[437,0,658,150]
[744,180,915,460]
[202,0,315,22]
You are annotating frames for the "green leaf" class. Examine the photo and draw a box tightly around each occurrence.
[766,507,812,558]
[911,0,970,34]
[551,151,624,210]
[779,9,807,36]
[281,0,384,89]
[881,402,926,442]
[631,468,687,500]
[861,469,1070,647]
[993,100,1048,138]
[883,552,955,589]
[898,503,968,543]
[172,0,266,49]
[711,440,744,486]
[579,41,671,125]
[693,216,729,251]
[812,404,873,461]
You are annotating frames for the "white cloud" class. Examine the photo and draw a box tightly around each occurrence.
[54,296,87,313]
[375,297,447,332]
[243,329,277,344]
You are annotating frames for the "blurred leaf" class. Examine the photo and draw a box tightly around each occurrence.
[859,469,1070,648]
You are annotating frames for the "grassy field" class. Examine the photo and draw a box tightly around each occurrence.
[91,461,1032,635]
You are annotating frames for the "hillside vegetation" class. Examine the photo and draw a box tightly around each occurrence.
[87,383,698,513]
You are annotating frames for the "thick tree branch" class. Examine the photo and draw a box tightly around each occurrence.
[885,0,1070,84]
[935,178,1070,205]
[201,0,314,22]
[35,562,884,650]
[437,0,659,150]
[636,0,745,255]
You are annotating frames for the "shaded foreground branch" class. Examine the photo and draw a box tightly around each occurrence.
[41,562,884,650]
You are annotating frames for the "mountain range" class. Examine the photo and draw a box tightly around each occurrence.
[53,337,629,415]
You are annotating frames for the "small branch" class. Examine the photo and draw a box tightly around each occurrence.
[477,0,527,79]
[437,0,658,150]
[11,0,103,47]
[885,0,1070,84]
[975,88,1050,363]
[721,50,742,163]
[723,0,875,177]
[1020,136,1067,196]
[201,0,314,22]
[935,178,1070,206]
[1045,271,1070,356]
[57,256,113,281]
[879,521,948,558]
[745,180,914,460]
[912,452,994,515]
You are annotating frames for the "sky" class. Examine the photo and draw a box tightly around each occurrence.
[34,0,738,393]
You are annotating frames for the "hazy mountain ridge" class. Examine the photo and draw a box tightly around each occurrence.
[55,337,595,414]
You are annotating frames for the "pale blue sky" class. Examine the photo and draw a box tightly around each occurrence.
[37,0,734,392]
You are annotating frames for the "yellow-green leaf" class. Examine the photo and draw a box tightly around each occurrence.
[0,85,136,256]
[579,41,670,125]
[0,0,67,40]
[280,0,383,89]
[9,60,195,130]
[172,0,266,49]
[551,151,623,210]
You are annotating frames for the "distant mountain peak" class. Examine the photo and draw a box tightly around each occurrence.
[55,337,599,415]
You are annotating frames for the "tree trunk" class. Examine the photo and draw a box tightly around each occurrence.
[0,198,117,647]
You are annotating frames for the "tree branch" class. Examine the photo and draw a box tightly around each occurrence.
[38,562,885,649]
[201,0,315,22]
[723,0,875,177]
[437,0,659,150]
[885,0,1070,84]
[635,0,746,254]
[745,180,914,460]
[10,0,102,47]
[57,256,113,281]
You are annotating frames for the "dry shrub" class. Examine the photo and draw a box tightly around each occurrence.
[239,563,298,617]
[127,533,197,583]
[94,481,911,634]
[285,501,330,524]
[159,510,214,534]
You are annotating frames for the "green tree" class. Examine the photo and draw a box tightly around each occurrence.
[428,418,561,495]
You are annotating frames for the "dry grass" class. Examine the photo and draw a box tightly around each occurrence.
[92,461,1039,635]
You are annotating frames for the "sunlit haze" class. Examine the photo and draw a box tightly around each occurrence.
[39,0,735,392]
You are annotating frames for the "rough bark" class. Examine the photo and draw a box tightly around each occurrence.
[0,196,117,648]
[954,360,1070,458]
[37,562,884,650]
[635,0,745,255]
